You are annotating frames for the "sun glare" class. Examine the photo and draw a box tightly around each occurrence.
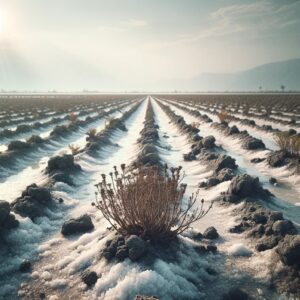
[0,10,7,34]
[0,13,4,33]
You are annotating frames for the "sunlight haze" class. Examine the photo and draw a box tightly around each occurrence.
[0,0,300,91]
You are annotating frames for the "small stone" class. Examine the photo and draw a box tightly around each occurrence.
[206,244,217,252]
[19,260,31,272]
[82,271,98,287]
[269,177,277,185]
[269,211,283,222]
[61,214,94,236]
[253,213,267,224]
[203,227,219,239]
[222,288,249,300]
[115,246,129,261]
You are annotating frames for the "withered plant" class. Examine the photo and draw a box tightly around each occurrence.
[217,109,230,123]
[93,164,212,241]
[274,132,300,156]
[87,128,97,139]
[69,112,78,123]
[68,144,81,155]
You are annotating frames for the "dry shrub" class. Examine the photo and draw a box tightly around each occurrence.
[217,109,229,123]
[290,136,300,156]
[68,144,81,155]
[93,164,212,241]
[69,112,78,123]
[87,128,97,138]
[274,132,300,156]
[274,132,290,151]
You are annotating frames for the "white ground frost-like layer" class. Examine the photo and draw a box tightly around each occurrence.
[0,95,299,300]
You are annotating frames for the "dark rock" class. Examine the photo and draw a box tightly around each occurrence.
[227,174,266,198]
[61,214,94,236]
[222,288,249,300]
[19,260,31,272]
[222,194,239,204]
[206,244,217,252]
[7,140,30,151]
[194,245,206,253]
[27,135,44,144]
[11,185,53,219]
[106,238,119,256]
[138,153,160,166]
[2,214,19,229]
[0,200,10,225]
[206,177,220,187]
[267,151,289,168]
[253,213,267,224]
[229,222,250,234]
[115,245,129,261]
[214,155,237,172]
[81,271,98,287]
[272,220,297,236]
[269,177,277,185]
[216,168,235,182]
[11,196,43,219]
[27,187,52,204]
[247,224,265,238]
[50,125,69,136]
[276,235,300,269]
[101,251,114,261]
[47,154,81,173]
[288,129,297,136]
[250,157,265,164]
[16,124,31,133]
[126,235,147,261]
[202,136,216,149]
[269,211,283,222]
[255,236,280,252]
[243,137,265,150]
[192,134,202,142]
[191,231,203,241]
[51,172,73,185]
[203,227,219,239]
[262,125,273,131]
[199,151,218,161]
[183,152,196,161]
[228,125,239,135]
[198,181,207,188]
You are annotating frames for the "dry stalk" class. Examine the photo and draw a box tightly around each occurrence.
[93,164,213,241]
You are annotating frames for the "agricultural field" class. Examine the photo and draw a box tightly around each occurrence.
[0,94,300,300]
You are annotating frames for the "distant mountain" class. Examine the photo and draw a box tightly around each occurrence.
[156,59,300,92]
[1,45,299,92]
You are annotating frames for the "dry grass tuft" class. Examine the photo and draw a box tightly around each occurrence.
[68,144,81,155]
[87,128,97,139]
[217,109,230,123]
[69,112,78,123]
[93,164,212,241]
[274,132,300,156]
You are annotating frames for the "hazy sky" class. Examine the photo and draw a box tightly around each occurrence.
[0,0,300,90]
